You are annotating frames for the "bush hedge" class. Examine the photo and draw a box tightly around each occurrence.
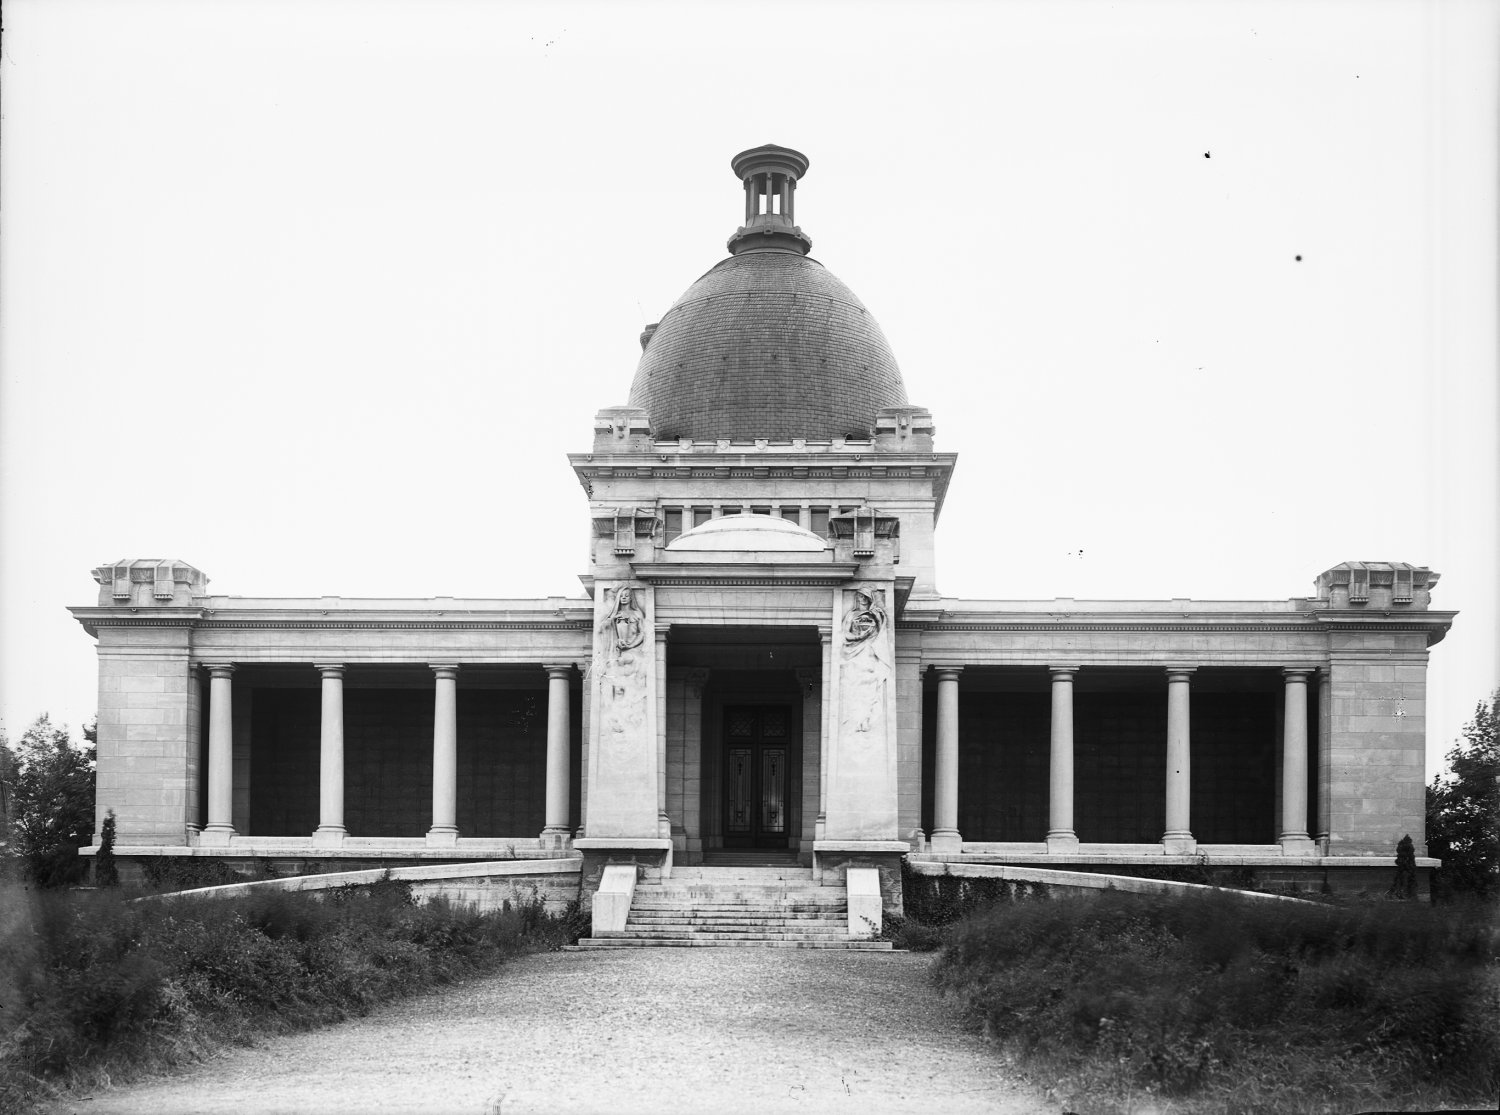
[932,888,1499,1112]
[0,878,586,1112]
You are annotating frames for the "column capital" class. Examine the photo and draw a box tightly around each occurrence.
[314,663,345,677]
[430,663,460,679]
[1281,666,1317,679]
[817,623,834,644]
[542,663,576,680]
[1049,665,1081,679]
[932,664,964,680]
[1164,666,1197,679]
[204,662,236,679]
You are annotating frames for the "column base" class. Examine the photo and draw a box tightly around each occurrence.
[658,812,672,839]
[312,826,347,848]
[1046,830,1080,853]
[425,826,460,847]
[539,827,573,853]
[814,815,826,842]
[198,825,236,848]
[1279,833,1317,856]
[1162,832,1197,855]
[928,829,963,853]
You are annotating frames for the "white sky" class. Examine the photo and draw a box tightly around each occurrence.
[2,0,1495,779]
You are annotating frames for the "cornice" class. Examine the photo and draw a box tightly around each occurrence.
[900,611,1456,642]
[633,561,859,587]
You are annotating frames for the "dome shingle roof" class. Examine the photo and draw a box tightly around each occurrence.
[625,145,907,442]
[628,252,907,441]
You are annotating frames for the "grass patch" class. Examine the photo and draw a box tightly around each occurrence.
[931,889,1499,1113]
[0,876,586,1113]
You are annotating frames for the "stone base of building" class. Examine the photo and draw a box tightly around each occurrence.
[573,838,676,898]
[909,851,1438,900]
[812,841,910,913]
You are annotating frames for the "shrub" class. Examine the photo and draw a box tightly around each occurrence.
[0,878,581,1108]
[95,810,119,888]
[933,889,1499,1110]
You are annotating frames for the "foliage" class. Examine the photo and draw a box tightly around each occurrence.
[933,889,1499,1112]
[1427,688,1500,901]
[0,715,96,887]
[0,877,581,1110]
[1389,834,1417,900]
[95,811,119,888]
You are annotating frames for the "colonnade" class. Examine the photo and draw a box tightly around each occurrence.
[927,666,1319,855]
[198,663,576,847]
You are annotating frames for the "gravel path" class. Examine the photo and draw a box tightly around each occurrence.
[48,949,1055,1115]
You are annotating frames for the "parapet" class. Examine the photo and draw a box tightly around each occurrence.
[1313,562,1439,610]
[873,406,935,452]
[592,406,654,453]
[91,559,207,607]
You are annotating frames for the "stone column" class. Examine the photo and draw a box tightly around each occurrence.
[930,667,963,852]
[427,665,460,845]
[541,664,573,850]
[656,625,670,838]
[201,664,236,845]
[1163,667,1196,854]
[1280,668,1316,854]
[1315,668,1332,849]
[1047,666,1081,852]
[815,624,832,841]
[313,664,347,845]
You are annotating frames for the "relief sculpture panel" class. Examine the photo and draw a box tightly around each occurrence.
[586,583,658,836]
[827,585,899,839]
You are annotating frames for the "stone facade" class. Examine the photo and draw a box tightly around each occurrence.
[70,148,1454,895]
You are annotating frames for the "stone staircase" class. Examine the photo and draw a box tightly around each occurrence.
[573,865,894,950]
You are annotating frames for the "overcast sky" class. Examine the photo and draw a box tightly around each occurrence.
[2,0,1495,778]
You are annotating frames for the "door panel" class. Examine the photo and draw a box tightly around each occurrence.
[722,705,792,848]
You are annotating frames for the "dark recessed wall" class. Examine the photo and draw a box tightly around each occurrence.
[936,686,1284,844]
[248,687,551,838]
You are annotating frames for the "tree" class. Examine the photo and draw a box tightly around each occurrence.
[1,714,96,886]
[1426,689,1499,901]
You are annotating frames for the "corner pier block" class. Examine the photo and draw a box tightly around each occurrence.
[577,583,671,878]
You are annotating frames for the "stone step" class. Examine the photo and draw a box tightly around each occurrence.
[627,900,852,912]
[618,932,852,943]
[627,918,852,924]
[631,892,844,905]
[667,867,814,882]
[569,938,894,951]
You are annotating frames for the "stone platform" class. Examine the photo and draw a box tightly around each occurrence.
[573,865,894,950]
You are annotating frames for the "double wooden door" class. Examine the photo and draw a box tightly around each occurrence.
[722,705,791,848]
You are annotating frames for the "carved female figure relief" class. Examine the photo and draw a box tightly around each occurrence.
[840,587,890,742]
[596,586,649,746]
[604,586,646,657]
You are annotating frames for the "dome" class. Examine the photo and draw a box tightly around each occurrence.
[666,513,829,553]
[626,145,908,442]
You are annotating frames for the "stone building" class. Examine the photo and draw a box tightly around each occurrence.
[71,145,1454,902]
